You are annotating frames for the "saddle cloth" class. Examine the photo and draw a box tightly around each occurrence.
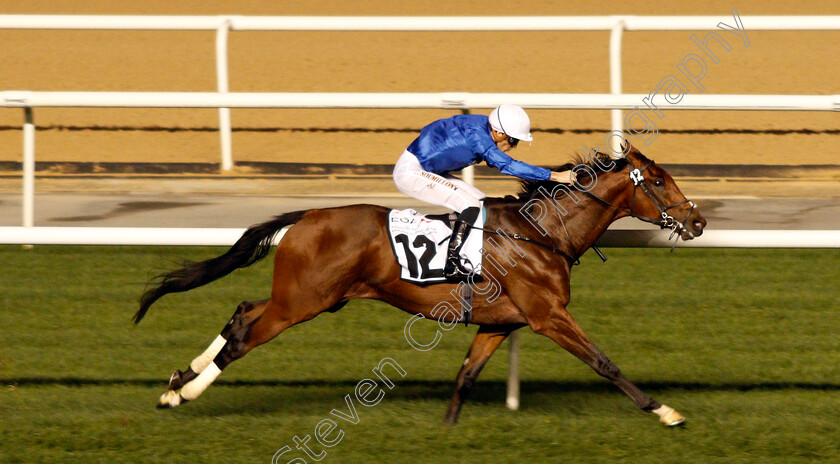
[387,207,484,285]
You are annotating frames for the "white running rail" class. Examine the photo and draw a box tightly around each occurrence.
[3,91,838,232]
[2,91,838,110]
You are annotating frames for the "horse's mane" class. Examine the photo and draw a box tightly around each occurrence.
[513,151,631,201]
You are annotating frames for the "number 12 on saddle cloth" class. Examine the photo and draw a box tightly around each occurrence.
[387,208,485,285]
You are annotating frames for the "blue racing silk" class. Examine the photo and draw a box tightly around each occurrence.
[406,114,551,181]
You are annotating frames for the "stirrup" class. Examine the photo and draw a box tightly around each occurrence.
[443,256,483,283]
[443,256,472,281]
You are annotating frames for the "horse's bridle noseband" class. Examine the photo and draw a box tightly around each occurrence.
[587,158,698,246]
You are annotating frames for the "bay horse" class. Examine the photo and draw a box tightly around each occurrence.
[136,146,706,426]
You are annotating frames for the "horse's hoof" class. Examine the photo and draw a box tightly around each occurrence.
[653,405,685,426]
[157,390,182,409]
[167,370,185,391]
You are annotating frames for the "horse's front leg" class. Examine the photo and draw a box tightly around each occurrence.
[444,325,518,424]
[531,305,685,426]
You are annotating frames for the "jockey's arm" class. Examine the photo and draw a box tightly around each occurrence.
[465,124,576,185]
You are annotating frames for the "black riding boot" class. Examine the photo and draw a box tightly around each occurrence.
[444,207,480,281]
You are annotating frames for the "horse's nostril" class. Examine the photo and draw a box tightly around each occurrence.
[693,219,705,230]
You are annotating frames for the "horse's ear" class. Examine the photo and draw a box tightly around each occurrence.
[618,138,635,157]
[621,137,643,156]
[619,139,629,154]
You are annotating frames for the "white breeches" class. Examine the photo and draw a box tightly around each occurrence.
[393,151,485,213]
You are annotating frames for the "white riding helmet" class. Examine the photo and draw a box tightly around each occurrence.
[488,104,533,142]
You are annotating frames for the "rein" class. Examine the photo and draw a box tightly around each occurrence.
[476,227,581,265]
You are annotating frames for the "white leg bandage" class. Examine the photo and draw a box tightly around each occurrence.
[180,362,222,401]
[189,335,227,373]
[653,404,685,426]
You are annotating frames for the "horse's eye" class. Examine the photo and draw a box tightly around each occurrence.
[653,179,664,187]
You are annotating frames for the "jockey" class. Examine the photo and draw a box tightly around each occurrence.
[394,104,577,280]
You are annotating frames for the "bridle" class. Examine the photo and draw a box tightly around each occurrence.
[583,158,698,247]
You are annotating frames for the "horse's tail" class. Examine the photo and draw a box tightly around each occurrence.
[134,210,308,324]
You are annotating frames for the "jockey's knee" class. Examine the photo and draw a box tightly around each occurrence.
[464,198,483,211]
[453,196,482,214]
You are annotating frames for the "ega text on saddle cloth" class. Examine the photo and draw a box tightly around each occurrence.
[387,207,485,285]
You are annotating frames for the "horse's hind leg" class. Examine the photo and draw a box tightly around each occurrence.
[156,299,267,408]
[444,326,513,424]
[533,306,685,426]
[157,297,323,408]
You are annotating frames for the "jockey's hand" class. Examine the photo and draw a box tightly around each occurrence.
[550,170,577,185]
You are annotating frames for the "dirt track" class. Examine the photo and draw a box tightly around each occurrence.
[0,0,838,170]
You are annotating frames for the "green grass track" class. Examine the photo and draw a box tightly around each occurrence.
[1,246,838,463]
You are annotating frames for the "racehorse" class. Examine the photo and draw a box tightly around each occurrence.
[136,146,706,426]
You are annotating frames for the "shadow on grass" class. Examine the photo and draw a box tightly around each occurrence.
[7,377,840,417]
[6,377,840,395]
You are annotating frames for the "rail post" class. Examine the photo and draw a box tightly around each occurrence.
[506,330,521,410]
[609,18,625,153]
[22,107,35,229]
[216,17,233,171]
